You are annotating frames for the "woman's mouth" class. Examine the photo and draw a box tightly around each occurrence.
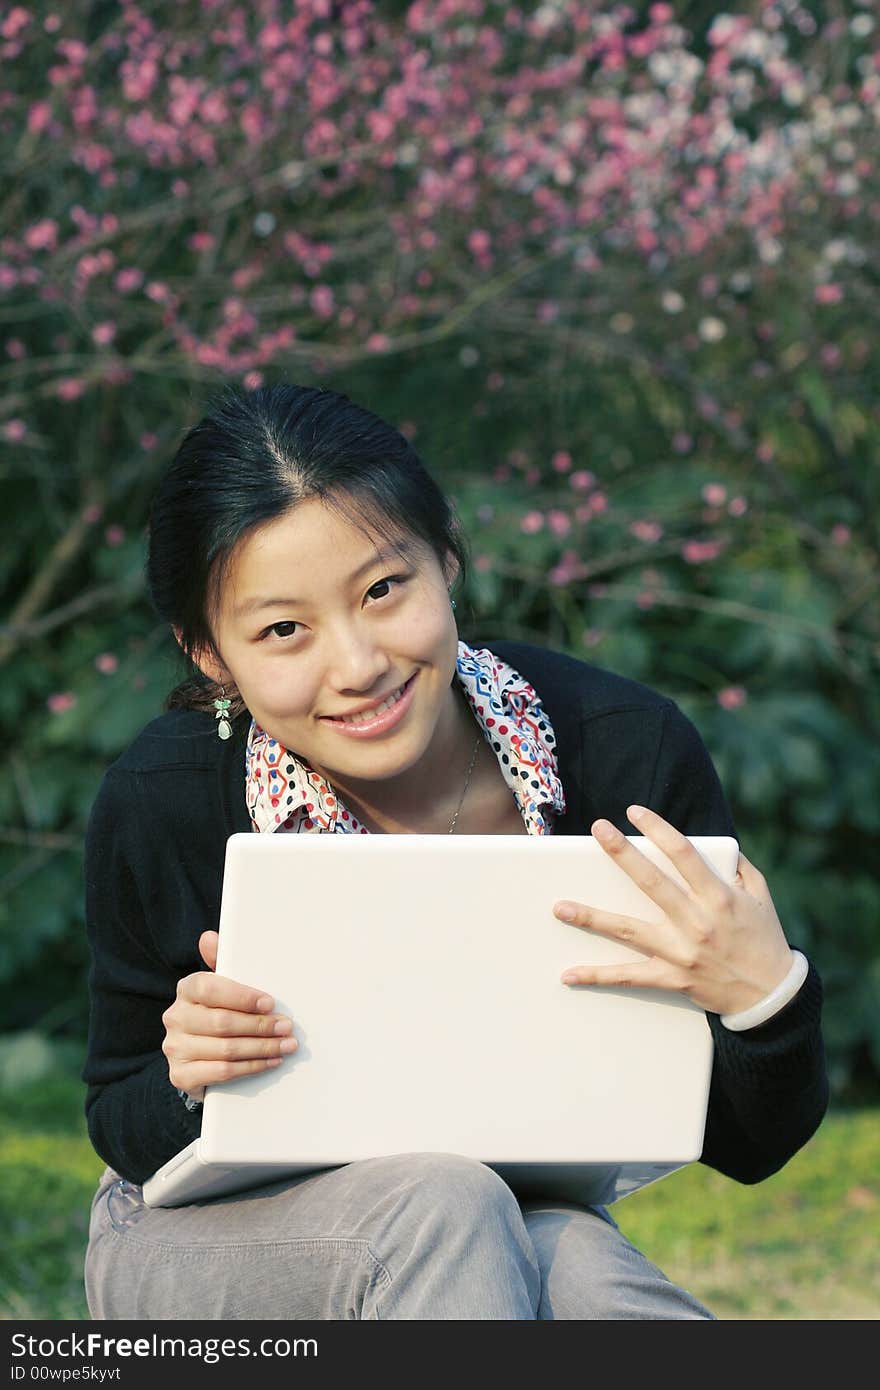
[320,672,418,738]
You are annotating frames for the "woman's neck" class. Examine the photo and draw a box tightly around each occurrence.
[319,683,483,835]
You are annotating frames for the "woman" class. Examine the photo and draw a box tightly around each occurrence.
[82,382,827,1320]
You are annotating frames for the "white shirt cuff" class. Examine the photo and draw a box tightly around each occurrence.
[719,950,809,1032]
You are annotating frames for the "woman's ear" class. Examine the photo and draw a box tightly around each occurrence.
[173,627,232,688]
[442,551,460,593]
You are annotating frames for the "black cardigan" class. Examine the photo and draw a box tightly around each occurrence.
[82,639,828,1186]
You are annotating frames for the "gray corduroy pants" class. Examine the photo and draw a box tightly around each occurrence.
[85,1153,714,1320]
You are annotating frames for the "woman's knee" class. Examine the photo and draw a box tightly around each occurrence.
[354,1152,524,1234]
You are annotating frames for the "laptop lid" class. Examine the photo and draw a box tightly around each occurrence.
[143,833,738,1207]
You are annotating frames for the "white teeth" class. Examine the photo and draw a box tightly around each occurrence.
[337,682,406,726]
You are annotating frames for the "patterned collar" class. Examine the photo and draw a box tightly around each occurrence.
[245,640,566,835]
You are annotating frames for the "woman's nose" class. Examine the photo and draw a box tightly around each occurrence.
[326,631,391,694]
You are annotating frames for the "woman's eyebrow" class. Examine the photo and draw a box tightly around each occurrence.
[232,542,414,618]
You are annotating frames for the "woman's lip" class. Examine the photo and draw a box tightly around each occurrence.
[320,673,418,737]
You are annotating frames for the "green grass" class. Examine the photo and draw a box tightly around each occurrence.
[1,1078,877,1320]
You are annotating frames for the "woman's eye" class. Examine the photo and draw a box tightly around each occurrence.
[367,575,407,602]
[264,621,299,641]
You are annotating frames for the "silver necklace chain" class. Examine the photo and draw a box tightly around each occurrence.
[448,733,482,834]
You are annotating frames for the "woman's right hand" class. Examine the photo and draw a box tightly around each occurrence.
[161,930,297,1102]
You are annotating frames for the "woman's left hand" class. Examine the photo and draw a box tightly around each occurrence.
[554,805,795,1016]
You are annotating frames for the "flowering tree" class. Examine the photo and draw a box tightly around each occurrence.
[1,0,878,1093]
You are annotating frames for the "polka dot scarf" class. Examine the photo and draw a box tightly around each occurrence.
[244,641,566,836]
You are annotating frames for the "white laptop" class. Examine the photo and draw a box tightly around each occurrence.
[142,832,739,1209]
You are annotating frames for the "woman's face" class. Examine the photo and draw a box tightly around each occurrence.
[190,497,461,791]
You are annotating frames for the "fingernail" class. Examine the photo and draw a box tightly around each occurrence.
[273,1018,292,1035]
[628,805,646,822]
[279,1037,298,1054]
[593,819,615,840]
[256,995,274,1012]
[561,972,579,985]
[555,903,576,922]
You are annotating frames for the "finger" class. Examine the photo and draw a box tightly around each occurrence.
[588,815,691,915]
[553,901,665,959]
[169,998,294,1039]
[560,960,680,991]
[199,930,219,971]
[177,970,276,1016]
[171,1056,288,1092]
[735,851,770,899]
[624,805,733,904]
[168,1031,298,1065]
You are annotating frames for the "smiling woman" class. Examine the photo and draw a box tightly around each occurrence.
[80,382,828,1321]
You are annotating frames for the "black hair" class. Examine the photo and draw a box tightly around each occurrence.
[146,382,469,717]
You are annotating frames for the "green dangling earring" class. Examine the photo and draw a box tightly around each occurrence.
[213,685,232,740]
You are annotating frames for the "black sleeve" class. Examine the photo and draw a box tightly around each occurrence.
[81,769,203,1183]
[644,701,829,1184]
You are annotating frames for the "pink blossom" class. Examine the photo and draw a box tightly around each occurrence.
[831,524,851,545]
[2,419,26,441]
[92,321,117,346]
[139,433,158,451]
[569,470,595,493]
[2,8,30,39]
[105,525,125,546]
[468,229,491,256]
[240,105,265,144]
[115,268,144,293]
[630,520,663,542]
[475,555,493,573]
[24,219,59,252]
[0,267,18,290]
[582,628,605,647]
[146,282,171,303]
[56,378,86,401]
[47,692,77,714]
[95,653,118,675]
[636,591,656,610]
[5,339,26,359]
[756,442,775,463]
[702,483,727,506]
[56,39,88,66]
[188,232,215,253]
[310,285,335,318]
[821,345,842,368]
[520,511,544,535]
[27,101,52,134]
[673,432,693,453]
[552,451,572,473]
[717,686,747,710]
[243,371,264,390]
[366,333,391,353]
[682,539,724,564]
[82,504,102,524]
[547,509,571,537]
[728,497,748,517]
[589,491,608,515]
[814,284,843,305]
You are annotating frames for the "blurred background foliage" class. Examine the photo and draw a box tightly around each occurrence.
[1,0,878,1107]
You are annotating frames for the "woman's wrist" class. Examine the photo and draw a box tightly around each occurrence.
[719,950,809,1032]
[176,1086,204,1111]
